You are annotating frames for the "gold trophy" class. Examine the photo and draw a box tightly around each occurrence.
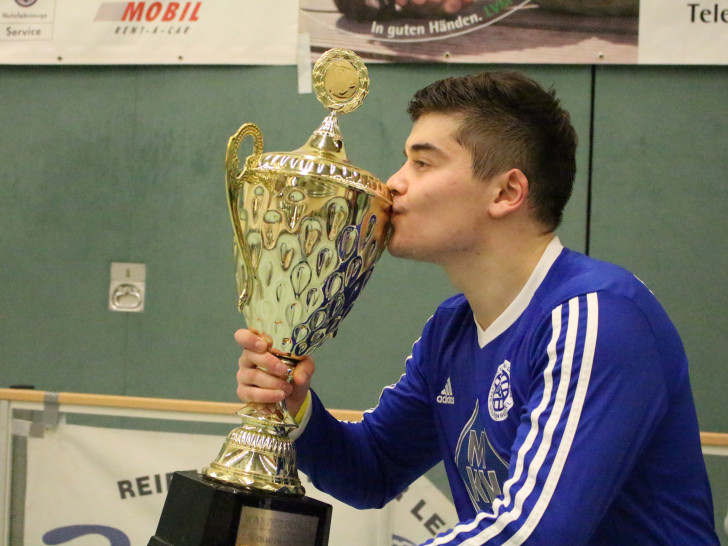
[203,47,391,497]
[150,49,392,546]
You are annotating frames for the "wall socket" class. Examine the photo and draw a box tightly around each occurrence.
[109,262,146,313]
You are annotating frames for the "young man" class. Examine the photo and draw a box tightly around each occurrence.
[235,71,719,544]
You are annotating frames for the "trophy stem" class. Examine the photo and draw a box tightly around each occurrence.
[203,400,304,496]
[203,356,305,496]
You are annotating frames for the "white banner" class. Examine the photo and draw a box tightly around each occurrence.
[24,422,458,545]
[0,0,298,64]
[638,0,728,64]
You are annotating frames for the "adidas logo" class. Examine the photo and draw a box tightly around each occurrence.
[437,377,455,405]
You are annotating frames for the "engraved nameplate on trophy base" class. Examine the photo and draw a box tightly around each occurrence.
[237,505,320,544]
[148,471,331,546]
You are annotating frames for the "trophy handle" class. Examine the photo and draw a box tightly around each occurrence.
[225,123,263,309]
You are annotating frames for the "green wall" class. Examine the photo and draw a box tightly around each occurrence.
[1,63,726,540]
[0,63,592,404]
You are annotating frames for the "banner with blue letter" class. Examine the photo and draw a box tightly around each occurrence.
[23,421,458,545]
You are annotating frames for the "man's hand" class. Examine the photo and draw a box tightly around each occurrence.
[332,0,473,22]
[396,0,474,15]
[234,329,314,417]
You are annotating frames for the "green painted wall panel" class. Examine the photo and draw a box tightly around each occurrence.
[589,65,728,434]
[0,64,590,408]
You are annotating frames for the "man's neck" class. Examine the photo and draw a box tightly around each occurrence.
[444,231,555,331]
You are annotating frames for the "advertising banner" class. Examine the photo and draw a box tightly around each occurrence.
[300,0,640,64]
[638,0,728,64]
[0,0,298,64]
[1,1,725,66]
[301,0,728,65]
[24,422,458,545]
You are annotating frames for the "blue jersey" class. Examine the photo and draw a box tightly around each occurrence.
[295,238,718,544]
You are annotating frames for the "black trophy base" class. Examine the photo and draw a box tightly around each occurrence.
[148,471,332,546]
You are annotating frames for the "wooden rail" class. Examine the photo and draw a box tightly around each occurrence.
[0,389,366,423]
[2,389,726,447]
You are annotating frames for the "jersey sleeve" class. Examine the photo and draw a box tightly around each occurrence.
[425,291,676,545]
[295,318,443,509]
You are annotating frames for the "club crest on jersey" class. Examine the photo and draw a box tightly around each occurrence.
[488,360,513,421]
[437,377,455,405]
[455,401,509,512]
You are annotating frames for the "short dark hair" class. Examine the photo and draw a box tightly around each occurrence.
[407,71,577,230]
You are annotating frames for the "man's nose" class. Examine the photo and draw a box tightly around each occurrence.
[386,166,406,196]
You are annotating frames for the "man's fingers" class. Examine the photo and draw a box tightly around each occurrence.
[234,329,269,352]
[236,382,287,404]
[236,361,293,402]
[233,328,312,408]
[237,364,289,390]
[293,358,315,388]
[239,349,293,379]
[443,0,463,13]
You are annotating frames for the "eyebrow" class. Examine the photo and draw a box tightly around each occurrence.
[403,142,445,156]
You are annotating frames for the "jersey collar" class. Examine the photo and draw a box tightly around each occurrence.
[475,236,564,348]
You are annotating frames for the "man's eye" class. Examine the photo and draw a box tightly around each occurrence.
[412,159,427,168]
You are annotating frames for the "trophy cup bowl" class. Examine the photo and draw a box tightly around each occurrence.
[202,49,392,497]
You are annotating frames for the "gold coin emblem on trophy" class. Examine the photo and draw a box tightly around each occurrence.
[203,49,392,496]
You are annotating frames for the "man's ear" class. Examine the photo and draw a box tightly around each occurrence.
[489,169,529,218]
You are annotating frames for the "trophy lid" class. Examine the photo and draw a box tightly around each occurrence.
[253,48,390,203]
[312,48,369,114]
[295,48,370,163]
